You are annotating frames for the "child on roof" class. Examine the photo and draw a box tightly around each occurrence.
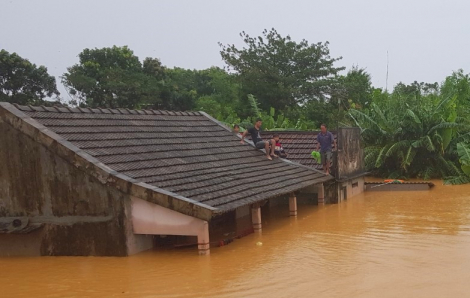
[273,134,288,158]
[233,124,242,137]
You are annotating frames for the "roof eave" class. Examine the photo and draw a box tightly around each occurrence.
[199,110,335,214]
[212,173,334,215]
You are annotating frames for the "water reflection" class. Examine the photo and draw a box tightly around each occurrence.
[1,181,470,298]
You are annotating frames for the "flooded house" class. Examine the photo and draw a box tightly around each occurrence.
[0,103,334,256]
[259,129,367,202]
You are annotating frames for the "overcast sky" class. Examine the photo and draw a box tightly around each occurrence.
[2,0,469,99]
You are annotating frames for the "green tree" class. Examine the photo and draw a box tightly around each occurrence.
[0,49,60,105]
[62,46,163,109]
[142,57,166,81]
[302,67,374,129]
[194,67,242,118]
[393,81,439,99]
[219,28,344,111]
[158,67,199,111]
[349,93,470,182]
[196,96,223,117]
[440,69,470,118]
[301,99,335,128]
[447,142,470,184]
[158,66,243,114]
[231,94,315,132]
[338,66,373,109]
[195,67,240,107]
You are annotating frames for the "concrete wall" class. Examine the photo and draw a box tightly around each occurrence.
[0,113,135,256]
[337,177,365,202]
[331,127,366,202]
[336,127,364,180]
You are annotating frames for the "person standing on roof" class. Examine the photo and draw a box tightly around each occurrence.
[240,118,277,160]
[316,124,336,175]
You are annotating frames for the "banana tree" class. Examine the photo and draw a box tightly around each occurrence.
[349,94,470,182]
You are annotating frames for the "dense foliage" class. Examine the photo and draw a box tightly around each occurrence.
[219,28,344,111]
[2,28,469,183]
[0,49,60,105]
[349,78,470,183]
[62,46,164,108]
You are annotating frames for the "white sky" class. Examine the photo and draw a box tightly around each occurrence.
[1,0,469,99]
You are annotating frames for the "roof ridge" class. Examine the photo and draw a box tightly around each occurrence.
[1,101,336,218]
[198,111,328,176]
[12,104,202,116]
[198,111,234,133]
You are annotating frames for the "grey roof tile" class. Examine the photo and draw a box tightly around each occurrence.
[16,105,332,213]
[259,131,337,170]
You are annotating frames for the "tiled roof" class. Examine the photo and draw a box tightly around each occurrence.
[259,131,337,169]
[11,104,332,216]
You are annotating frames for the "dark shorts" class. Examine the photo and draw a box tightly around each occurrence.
[255,141,268,149]
[321,150,332,165]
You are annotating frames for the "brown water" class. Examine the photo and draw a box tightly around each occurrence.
[2,181,470,298]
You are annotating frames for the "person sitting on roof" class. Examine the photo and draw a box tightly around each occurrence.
[233,124,241,137]
[273,134,288,158]
[240,118,277,160]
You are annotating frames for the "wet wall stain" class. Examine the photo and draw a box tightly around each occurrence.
[0,118,129,256]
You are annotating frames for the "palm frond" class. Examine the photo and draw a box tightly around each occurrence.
[349,109,387,135]
[348,112,363,131]
[375,144,391,168]
[436,155,460,176]
[432,132,444,153]
[247,94,261,117]
[387,171,408,180]
[448,159,463,176]
[431,94,454,116]
[443,175,470,185]
[456,117,470,124]
[457,142,470,176]
[457,142,470,165]
[402,146,416,170]
[412,136,435,152]
[364,146,381,169]
[428,122,469,135]
[404,109,422,124]
[371,103,391,131]
[423,165,438,180]
[385,140,411,158]
[364,146,382,154]
[449,132,470,147]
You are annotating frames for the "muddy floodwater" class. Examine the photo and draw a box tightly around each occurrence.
[2,181,470,298]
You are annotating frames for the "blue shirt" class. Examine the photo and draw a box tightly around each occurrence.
[317,131,334,152]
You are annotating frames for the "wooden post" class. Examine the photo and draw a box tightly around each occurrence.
[197,221,210,255]
[289,193,297,216]
[252,204,262,232]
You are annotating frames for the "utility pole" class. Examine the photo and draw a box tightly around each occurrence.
[385,51,389,92]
